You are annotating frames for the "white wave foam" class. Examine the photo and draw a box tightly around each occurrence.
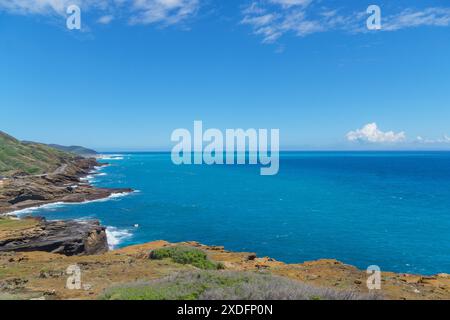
[106,226,132,249]
[98,154,124,161]
[6,192,133,217]
[80,175,95,182]
[7,202,66,216]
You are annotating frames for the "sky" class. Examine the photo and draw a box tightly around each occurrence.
[0,0,449,151]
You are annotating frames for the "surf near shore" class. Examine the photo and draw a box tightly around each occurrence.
[0,157,133,216]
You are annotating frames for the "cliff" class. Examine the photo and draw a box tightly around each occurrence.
[0,217,108,256]
[0,156,132,215]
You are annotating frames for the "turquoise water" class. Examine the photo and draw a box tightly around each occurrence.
[20,152,450,275]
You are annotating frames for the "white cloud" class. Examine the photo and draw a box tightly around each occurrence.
[0,0,201,26]
[241,2,450,43]
[415,135,450,144]
[98,14,114,24]
[384,8,450,31]
[269,0,311,8]
[0,0,84,15]
[346,123,406,144]
[130,0,199,25]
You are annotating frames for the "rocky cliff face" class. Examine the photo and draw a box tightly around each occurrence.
[0,217,108,256]
[0,157,132,214]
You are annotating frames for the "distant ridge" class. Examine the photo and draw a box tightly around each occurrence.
[47,144,98,157]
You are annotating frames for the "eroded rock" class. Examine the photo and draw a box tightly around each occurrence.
[0,217,108,256]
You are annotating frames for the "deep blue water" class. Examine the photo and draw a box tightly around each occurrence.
[19,152,450,275]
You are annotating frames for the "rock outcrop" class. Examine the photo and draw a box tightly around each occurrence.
[0,217,108,256]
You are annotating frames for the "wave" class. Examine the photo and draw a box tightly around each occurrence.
[6,202,66,216]
[98,154,124,161]
[80,175,95,182]
[106,226,132,250]
[6,191,133,217]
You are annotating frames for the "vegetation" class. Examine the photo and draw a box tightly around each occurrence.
[100,270,382,300]
[47,144,97,157]
[0,217,38,232]
[0,131,75,176]
[149,246,223,270]
[0,217,39,242]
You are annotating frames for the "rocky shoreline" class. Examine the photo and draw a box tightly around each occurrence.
[0,157,133,215]
[0,156,132,257]
[0,216,108,256]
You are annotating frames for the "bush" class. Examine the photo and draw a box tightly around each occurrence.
[100,270,383,300]
[149,246,219,270]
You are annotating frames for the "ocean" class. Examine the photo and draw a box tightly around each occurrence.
[17,152,450,275]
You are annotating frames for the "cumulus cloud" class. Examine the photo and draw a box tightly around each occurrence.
[346,123,406,144]
[240,1,450,43]
[0,0,201,26]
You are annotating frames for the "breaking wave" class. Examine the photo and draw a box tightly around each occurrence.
[106,226,133,250]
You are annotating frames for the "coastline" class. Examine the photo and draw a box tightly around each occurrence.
[2,154,450,300]
[0,156,133,216]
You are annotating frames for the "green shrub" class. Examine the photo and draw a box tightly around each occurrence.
[149,246,219,270]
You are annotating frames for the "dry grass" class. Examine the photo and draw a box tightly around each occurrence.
[100,270,383,300]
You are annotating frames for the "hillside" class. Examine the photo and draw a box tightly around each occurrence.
[47,144,98,157]
[0,131,76,176]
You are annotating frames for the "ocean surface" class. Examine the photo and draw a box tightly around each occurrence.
[16,152,450,275]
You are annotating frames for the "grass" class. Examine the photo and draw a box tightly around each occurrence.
[100,270,383,300]
[0,217,38,233]
[149,246,223,270]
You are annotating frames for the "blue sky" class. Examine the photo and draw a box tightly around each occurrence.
[1,0,449,151]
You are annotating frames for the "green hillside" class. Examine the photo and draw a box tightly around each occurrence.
[0,131,75,176]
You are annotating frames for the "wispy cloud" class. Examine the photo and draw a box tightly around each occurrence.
[241,1,450,43]
[415,135,450,145]
[0,0,201,27]
[130,0,199,26]
[383,7,450,31]
[97,14,114,24]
